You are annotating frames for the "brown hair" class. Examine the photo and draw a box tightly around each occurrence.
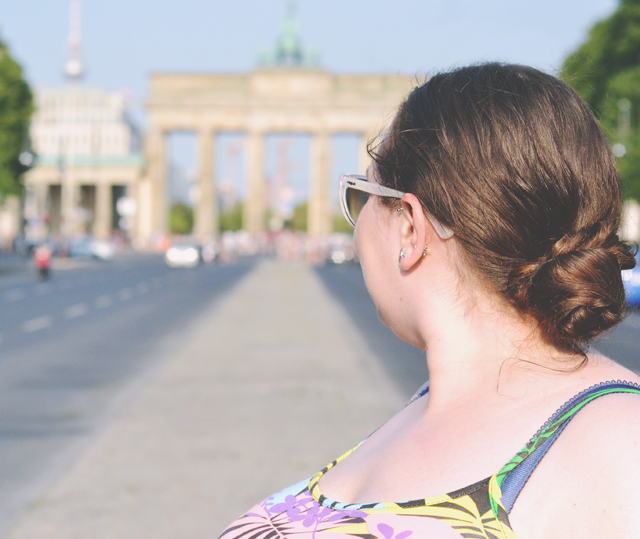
[372,63,636,355]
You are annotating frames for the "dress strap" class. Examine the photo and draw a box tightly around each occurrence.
[406,380,430,407]
[498,380,640,513]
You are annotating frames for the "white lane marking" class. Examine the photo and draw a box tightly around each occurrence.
[95,295,113,309]
[65,303,89,319]
[5,289,25,302]
[136,282,149,294]
[22,315,52,333]
[118,287,133,301]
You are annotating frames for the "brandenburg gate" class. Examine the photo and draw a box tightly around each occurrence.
[139,68,413,240]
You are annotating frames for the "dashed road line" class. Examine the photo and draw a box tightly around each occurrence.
[22,315,52,333]
[136,282,149,294]
[65,303,89,319]
[95,295,113,309]
[118,288,133,301]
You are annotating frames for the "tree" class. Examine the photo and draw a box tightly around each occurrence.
[286,202,307,231]
[219,202,243,231]
[332,213,352,234]
[0,38,33,197]
[169,203,194,235]
[560,0,640,199]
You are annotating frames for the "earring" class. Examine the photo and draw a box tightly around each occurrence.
[422,245,430,257]
[398,248,406,263]
[396,207,403,213]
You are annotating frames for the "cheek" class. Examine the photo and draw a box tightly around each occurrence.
[355,215,396,315]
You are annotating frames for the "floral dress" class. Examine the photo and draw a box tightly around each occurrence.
[219,381,640,539]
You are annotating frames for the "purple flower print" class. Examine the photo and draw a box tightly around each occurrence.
[377,523,413,539]
[268,494,366,529]
[268,494,316,521]
[365,513,464,539]
[236,489,374,539]
[325,509,367,523]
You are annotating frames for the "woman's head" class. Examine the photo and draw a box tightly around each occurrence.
[371,62,635,355]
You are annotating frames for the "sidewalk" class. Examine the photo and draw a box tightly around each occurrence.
[4,259,407,539]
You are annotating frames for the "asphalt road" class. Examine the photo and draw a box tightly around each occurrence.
[0,254,255,535]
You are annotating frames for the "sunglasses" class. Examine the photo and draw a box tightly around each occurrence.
[339,174,454,239]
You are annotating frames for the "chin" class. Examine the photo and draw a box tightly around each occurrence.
[377,309,391,329]
[378,309,425,349]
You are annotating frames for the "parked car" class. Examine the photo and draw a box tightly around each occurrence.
[68,237,115,261]
[326,246,358,265]
[165,244,201,268]
[623,254,640,307]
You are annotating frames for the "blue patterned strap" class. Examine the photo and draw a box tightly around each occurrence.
[500,380,640,513]
[406,380,430,407]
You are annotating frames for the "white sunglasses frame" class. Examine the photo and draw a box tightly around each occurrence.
[339,174,454,240]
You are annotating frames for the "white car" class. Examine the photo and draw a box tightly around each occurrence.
[165,244,201,268]
[69,238,115,261]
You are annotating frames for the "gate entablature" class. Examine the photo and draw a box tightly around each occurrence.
[141,68,414,240]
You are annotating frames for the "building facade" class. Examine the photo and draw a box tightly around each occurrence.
[23,0,143,242]
[24,87,143,241]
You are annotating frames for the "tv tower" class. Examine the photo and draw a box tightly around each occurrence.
[65,0,84,82]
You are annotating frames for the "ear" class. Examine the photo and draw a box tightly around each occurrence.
[398,193,428,272]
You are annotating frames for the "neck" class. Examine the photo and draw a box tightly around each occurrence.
[418,283,587,415]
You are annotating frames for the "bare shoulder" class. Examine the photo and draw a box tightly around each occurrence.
[567,386,640,449]
[571,356,640,446]
[511,381,640,539]
[558,388,640,535]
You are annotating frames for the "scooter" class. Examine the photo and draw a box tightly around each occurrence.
[33,245,53,280]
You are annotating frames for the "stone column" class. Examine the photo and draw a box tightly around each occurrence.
[35,183,49,218]
[61,162,81,236]
[135,178,152,242]
[94,182,112,240]
[125,181,138,240]
[195,130,217,240]
[146,129,167,235]
[244,131,265,235]
[308,131,332,237]
[359,132,371,175]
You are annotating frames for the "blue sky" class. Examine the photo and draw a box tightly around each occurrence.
[0,0,619,111]
[0,0,620,206]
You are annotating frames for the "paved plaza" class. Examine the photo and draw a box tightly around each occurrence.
[4,260,407,539]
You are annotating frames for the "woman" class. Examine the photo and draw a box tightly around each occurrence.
[219,63,640,539]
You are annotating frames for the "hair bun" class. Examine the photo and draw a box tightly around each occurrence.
[509,235,636,351]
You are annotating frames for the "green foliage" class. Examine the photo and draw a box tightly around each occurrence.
[332,213,353,234]
[560,0,640,199]
[219,202,243,231]
[0,39,34,197]
[169,202,194,235]
[289,202,307,231]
